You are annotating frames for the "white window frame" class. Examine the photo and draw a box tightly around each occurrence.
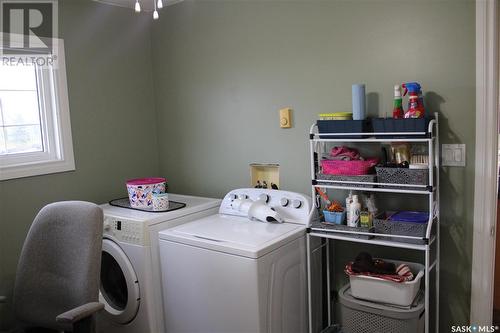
[0,36,75,180]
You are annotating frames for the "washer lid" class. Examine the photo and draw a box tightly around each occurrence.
[158,214,305,259]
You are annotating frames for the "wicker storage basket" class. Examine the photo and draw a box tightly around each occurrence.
[338,285,424,333]
[375,167,428,189]
[374,211,429,244]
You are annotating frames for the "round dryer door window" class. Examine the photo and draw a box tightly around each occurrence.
[99,238,140,324]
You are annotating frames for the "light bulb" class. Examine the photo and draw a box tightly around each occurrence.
[157,0,163,9]
[134,0,141,12]
[153,10,159,20]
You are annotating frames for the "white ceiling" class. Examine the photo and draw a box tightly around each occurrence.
[93,0,184,12]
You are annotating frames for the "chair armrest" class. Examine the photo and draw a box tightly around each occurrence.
[56,302,104,324]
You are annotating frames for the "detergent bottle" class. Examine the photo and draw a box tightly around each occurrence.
[392,85,404,119]
[402,82,425,118]
[348,195,361,228]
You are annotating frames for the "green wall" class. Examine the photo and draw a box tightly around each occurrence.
[151,0,475,331]
[0,0,476,331]
[0,0,159,329]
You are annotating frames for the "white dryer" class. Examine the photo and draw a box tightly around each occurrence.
[97,193,221,333]
[158,188,317,333]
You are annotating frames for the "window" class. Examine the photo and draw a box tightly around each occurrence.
[0,39,74,180]
[0,62,43,154]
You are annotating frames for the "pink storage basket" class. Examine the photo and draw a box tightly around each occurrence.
[321,158,378,176]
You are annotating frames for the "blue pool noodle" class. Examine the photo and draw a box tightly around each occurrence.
[352,84,366,120]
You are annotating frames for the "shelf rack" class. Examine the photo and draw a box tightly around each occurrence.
[306,113,440,333]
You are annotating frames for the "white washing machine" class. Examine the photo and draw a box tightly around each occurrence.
[97,193,221,333]
[158,188,318,333]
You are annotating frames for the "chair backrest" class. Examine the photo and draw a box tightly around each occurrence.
[13,201,103,331]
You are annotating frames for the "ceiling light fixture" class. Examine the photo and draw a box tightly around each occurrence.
[153,0,159,20]
[133,0,183,20]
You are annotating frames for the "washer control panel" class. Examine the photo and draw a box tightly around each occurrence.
[103,215,148,245]
[219,188,312,225]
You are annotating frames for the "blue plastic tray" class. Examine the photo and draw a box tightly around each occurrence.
[389,211,428,224]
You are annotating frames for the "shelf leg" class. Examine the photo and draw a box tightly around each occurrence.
[326,238,332,327]
[425,247,430,332]
[435,113,441,332]
[307,234,313,333]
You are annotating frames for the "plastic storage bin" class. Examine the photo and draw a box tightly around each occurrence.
[126,177,167,209]
[323,210,346,224]
[373,212,428,244]
[348,259,424,307]
[339,284,424,333]
[317,120,370,139]
[374,211,429,244]
[372,118,431,138]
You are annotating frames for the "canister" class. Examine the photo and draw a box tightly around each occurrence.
[152,193,169,211]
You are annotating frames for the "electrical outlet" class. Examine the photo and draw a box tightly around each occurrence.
[442,144,466,167]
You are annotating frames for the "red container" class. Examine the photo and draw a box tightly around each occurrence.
[321,159,378,176]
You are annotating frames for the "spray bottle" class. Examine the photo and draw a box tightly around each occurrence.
[392,85,404,119]
[402,82,425,118]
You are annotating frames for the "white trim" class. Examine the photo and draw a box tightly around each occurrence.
[0,39,75,180]
[471,0,499,325]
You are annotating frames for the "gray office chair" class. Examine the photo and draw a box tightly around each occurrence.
[12,201,104,333]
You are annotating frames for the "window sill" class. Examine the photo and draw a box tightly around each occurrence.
[0,156,75,181]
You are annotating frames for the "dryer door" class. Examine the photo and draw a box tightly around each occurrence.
[99,238,140,324]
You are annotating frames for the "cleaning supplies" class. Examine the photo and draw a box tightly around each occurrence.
[316,188,331,205]
[402,82,425,118]
[346,191,353,224]
[348,195,361,227]
[365,193,378,219]
[360,211,372,228]
[392,85,404,119]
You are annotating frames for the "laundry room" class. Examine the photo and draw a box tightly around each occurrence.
[0,0,494,332]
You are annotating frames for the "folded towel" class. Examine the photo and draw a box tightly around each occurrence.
[351,252,396,275]
[345,252,415,283]
[330,146,362,160]
[345,262,414,283]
